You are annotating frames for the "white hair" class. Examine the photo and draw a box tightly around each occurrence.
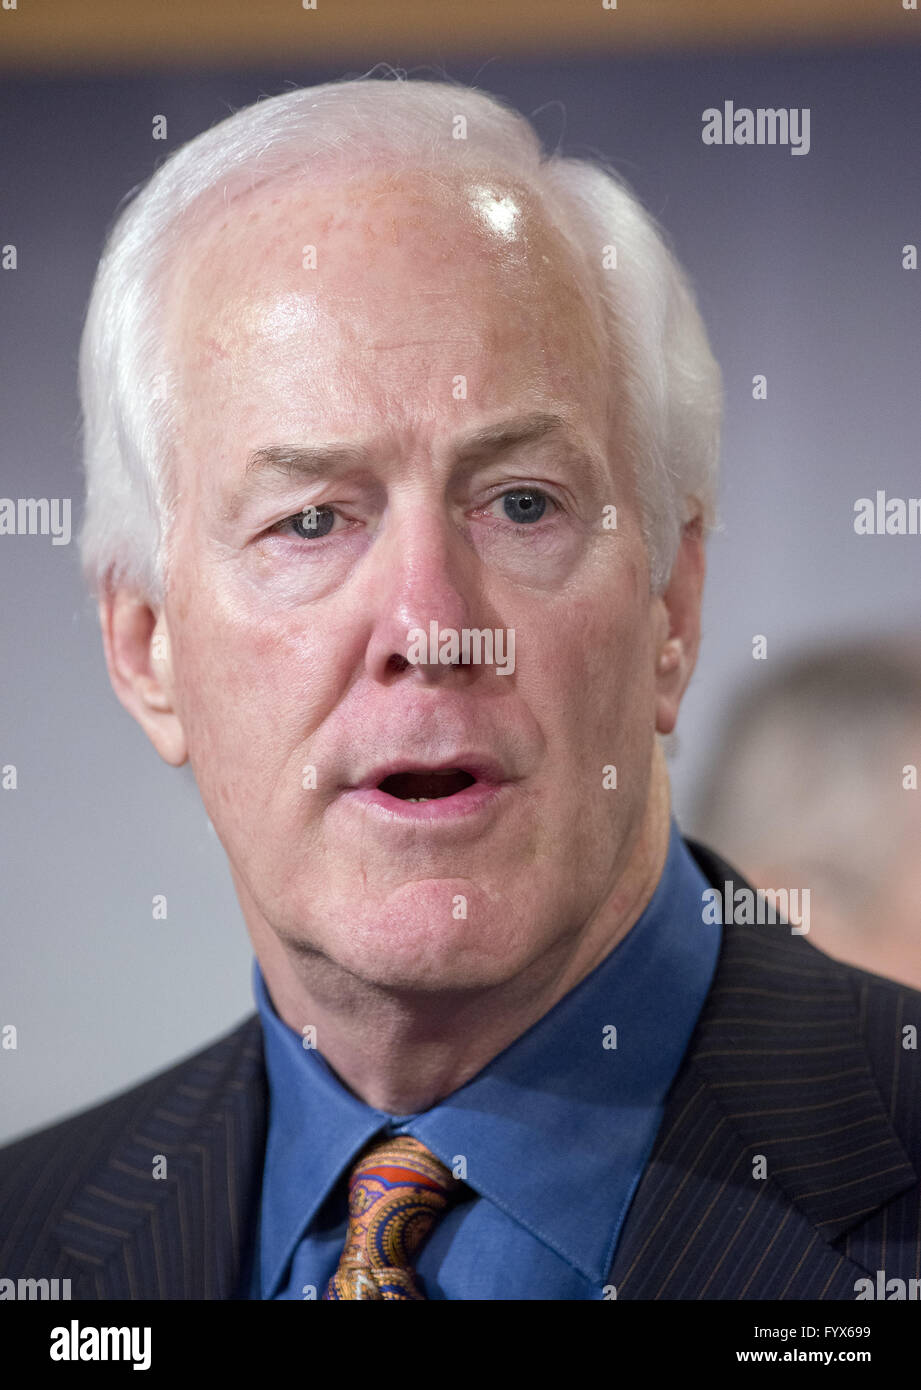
[78,72,722,603]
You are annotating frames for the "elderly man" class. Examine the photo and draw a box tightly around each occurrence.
[1,75,919,1303]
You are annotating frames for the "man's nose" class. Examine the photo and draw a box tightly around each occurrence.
[363,503,480,685]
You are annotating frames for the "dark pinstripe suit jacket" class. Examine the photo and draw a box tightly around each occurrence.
[2,842,920,1300]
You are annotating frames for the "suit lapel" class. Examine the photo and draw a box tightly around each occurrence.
[611,841,918,1299]
[45,844,919,1300]
[52,1015,267,1299]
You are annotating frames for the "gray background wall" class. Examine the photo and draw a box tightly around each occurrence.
[2,45,919,1142]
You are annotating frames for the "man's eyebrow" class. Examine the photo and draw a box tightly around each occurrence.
[451,411,579,459]
[222,412,604,522]
[221,442,369,523]
[451,411,610,488]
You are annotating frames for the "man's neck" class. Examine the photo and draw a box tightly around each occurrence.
[252,757,672,1114]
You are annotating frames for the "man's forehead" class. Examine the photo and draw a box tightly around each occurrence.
[191,163,549,244]
[161,163,613,490]
[168,164,587,329]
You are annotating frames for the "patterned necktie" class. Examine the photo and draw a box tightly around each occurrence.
[324,1134,463,1300]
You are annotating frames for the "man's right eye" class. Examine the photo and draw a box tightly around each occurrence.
[277,506,338,540]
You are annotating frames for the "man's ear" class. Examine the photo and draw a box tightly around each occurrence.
[98,585,188,767]
[654,511,706,737]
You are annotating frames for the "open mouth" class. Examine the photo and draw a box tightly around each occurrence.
[376,769,477,803]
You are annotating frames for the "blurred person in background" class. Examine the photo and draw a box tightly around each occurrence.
[693,639,921,991]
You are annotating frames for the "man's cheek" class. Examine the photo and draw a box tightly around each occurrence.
[172,641,272,774]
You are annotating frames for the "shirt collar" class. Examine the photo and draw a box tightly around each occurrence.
[253,968,392,1298]
[254,820,719,1292]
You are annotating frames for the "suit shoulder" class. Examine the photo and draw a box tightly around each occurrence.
[0,1014,264,1285]
[687,835,921,1071]
[0,1013,262,1191]
[778,931,921,1035]
[831,953,921,1062]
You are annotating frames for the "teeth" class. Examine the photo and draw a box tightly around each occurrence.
[405,797,432,803]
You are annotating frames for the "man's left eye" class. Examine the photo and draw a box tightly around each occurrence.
[493,489,554,524]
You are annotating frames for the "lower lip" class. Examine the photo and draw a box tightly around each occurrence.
[341,781,507,825]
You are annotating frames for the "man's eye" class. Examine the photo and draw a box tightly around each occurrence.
[279,506,338,540]
[493,489,554,525]
[271,492,556,542]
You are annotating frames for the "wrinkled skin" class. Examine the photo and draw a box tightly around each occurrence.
[102,167,704,1110]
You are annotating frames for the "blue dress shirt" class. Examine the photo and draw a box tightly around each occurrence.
[248,822,720,1300]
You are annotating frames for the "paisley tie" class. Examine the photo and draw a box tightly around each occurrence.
[324,1134,463,1300]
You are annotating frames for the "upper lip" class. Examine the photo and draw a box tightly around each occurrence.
[351,754,509,791]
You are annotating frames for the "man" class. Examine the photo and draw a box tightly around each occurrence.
[693,640,921,992]
[1,74,919,1301]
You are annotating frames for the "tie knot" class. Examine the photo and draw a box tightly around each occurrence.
[325,1135,463,1300]
[348,1134,461,1203]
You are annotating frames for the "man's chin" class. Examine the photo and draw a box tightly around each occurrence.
[285,879,542,995]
